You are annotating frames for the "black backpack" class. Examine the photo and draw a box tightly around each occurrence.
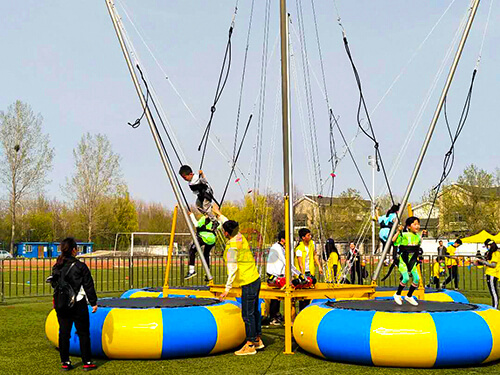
[53,262,77,312]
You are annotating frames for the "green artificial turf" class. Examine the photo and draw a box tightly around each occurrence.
[0,291,499,375]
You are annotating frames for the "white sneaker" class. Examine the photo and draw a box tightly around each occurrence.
[393,293,402,305]
[404,296,418,306]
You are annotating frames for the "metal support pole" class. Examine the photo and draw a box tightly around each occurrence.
[280,1,294,355]
[164,205,178,287]
[372,0,481,282]
[369,155,376,255]
[130,232,134,288]
[105,0,212,280]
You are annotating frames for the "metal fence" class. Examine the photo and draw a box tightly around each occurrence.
[0,253,489,302]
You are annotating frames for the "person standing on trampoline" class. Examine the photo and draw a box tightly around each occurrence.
[184,213,217,281]
[219,220,263,355]
[392,216,426,306]
[476,239,499,309]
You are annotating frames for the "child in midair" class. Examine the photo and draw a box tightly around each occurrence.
[392,216,426,306]
[179,165,221,224]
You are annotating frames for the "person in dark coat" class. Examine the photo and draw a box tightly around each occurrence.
[50,237,98,371]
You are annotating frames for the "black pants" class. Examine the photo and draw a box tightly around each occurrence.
[188,239,214,267]
[432,276,440,289]
[350,261,362,284]
[269,299,281,319]
[444,265,459,289]
[241,278,262,342]
[486,275,499,309]
[298,272,316,311]
[57,299,92,363]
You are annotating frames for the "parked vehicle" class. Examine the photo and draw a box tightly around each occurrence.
[0,250,13,259]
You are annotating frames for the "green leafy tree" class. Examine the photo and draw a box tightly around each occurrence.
[323,188,370,241]
[0,101,54,253]
[111,187,138,249]
[439,165,499,235]
[66,133,122,242]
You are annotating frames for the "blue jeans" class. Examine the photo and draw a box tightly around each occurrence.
[241,278,261,342]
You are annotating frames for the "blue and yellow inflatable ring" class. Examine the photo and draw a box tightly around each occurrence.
[294,300,500,368]
[46,297,245,359]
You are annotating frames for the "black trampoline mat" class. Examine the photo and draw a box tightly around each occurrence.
[326,299,478,313]
[98,297,219,309]
[169,286,211,291]
[375,286,441,293]
[140,286,211,292]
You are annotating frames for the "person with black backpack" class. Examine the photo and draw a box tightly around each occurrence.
[49,238,98,371]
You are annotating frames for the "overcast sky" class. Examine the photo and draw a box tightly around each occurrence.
[1,0,498,208]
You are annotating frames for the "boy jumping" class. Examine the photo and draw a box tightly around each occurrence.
[179,165,221,223]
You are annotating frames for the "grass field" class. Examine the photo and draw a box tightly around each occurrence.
[0,291,498,375]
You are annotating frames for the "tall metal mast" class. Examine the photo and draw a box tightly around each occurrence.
[373,0,481,281]
[280,0,294,354]
[104,0,212,280]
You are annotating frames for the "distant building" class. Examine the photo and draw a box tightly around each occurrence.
[15,242,94,258]
[294,194,371,242]
[416,184,500,238]
[411,202,439,237]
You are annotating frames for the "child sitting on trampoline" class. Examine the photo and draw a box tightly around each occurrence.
[392,216,426,306]
[179,165,221,224]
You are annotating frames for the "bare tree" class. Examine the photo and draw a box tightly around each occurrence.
[0,101,54,254]
[66,133,122,242]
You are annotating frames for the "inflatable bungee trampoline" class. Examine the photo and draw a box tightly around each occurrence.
[294,299,500,368]
[46,297,245,359]
[310,286,468,306]
[121,286,268,316]
[373,286,469,303]
[120,286,211,299]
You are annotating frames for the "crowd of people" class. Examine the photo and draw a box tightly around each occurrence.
[47,166,498,367]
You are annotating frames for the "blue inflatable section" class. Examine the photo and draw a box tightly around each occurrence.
[317,307,375,365]
[68,307,111,358]
[432,309,492,367]
[441,290,469,303]
[161,306,217,358]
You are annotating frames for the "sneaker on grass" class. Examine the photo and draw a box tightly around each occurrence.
[83,362,97,371]
[234,342,257,356]
[61,362,73,371]
[253,337,265,350]
[269,318,281,326]
[184,270,197,280]
[393,293,402,306]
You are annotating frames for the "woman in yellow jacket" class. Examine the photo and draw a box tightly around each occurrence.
[476,239,499,309]
[219,220,263,356]
[294,228,323,311]
[325,239,342,283]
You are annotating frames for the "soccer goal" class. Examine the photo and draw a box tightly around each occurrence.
[113,232,192,257]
